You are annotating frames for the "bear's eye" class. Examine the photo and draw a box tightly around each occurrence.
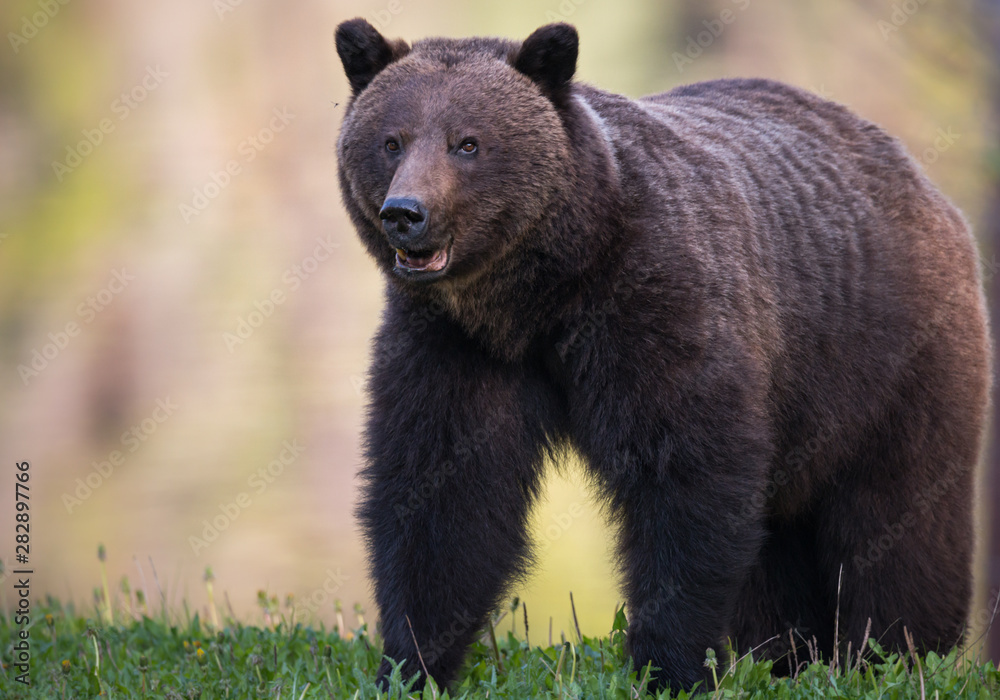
[385,139,400,153]
[459,139,477,154]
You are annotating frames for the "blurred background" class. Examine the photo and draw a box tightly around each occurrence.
[1,0,999,660]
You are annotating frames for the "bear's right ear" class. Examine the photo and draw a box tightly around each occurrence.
[514,23,578,104]
[335,18,410,96]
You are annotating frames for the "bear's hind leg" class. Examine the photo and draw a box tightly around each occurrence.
[730,516,834,677]
[814,394,977,663]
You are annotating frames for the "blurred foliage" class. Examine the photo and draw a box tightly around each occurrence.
[0,0,996,647]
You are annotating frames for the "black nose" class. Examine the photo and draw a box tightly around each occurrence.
[380,197,428,240]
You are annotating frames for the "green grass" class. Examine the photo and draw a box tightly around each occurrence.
[1,556,998,698]
[3,598,999,699]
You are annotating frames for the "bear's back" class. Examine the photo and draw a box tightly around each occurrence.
[575,78,985,478]
[578,77,977,346]
[580,78,947,291]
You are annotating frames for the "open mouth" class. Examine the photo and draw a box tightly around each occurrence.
[394,246,450,274]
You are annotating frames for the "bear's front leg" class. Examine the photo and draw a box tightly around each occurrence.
[614,466,766,692]
[581,357,771,693]
[358,306,553,690]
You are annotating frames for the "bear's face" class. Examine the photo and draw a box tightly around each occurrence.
[336,21,579,285]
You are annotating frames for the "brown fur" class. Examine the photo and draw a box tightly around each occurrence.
[335,19,991,693]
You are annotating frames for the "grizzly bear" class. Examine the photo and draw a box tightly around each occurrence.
[334,19,990,692]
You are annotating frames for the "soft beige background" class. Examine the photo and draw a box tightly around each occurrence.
[0,0,995,647]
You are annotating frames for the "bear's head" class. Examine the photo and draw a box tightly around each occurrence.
[335,20,579,285]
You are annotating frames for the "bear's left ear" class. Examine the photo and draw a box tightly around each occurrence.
[514,23,578,104]
[335,18,410,96]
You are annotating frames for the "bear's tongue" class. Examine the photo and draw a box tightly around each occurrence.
[395,248,448,272]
